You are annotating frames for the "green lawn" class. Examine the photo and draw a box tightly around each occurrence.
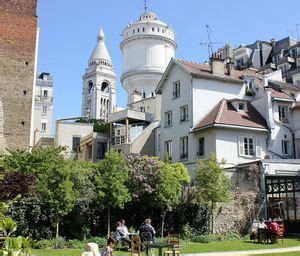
[32,238,300,255]
[256,253,300,256]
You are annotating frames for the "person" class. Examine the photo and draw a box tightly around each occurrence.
[269,219,279,243]
[81,242,100,256]
[101,237,116,256]
[269,219,279,234]
[249,219,258,240]
[120,219,130,236]
[139,218,157,244]
[115,221,131,246]
[258,218,267,229]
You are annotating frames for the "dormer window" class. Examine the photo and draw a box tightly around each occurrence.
[238,103,245,111]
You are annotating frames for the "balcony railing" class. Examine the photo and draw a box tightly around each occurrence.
[35,95,53,103]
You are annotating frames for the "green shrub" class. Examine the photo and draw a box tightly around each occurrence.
[181,224,193,241]
[67,239,86,249]
[191,234,213,243]
[53,236,67,249]
[34,239,54,249]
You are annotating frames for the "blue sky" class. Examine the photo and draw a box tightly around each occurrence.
[37,0,300,134]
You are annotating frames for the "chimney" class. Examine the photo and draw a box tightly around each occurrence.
[226,59,235,76]
[211,52,225,75]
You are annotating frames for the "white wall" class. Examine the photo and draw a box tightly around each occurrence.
[159,64,192,162]
[215,128,268,168]
[55,122,93,151]
[192,78,245,126]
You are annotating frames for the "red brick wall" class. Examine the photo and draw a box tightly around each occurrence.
[0,0,38,151]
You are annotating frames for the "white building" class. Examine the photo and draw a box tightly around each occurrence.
[109,10,176,154]
[81,28,116,121]
[33,72,53,145]
[155,56,300,171]
[120,12,176,104]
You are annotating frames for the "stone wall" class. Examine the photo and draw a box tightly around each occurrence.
[0,0,38,151]
[213,163,262,234]
[0,98,7,153]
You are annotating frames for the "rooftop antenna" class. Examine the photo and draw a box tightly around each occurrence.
[144,0,148,13]
[200,25,223,59]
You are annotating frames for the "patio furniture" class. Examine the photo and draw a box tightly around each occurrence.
[131,235,141,256]
[146,243,176,256]
[164,233,180,256]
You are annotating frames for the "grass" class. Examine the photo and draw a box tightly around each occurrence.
[31,238,300,256]
[255,253,300,256]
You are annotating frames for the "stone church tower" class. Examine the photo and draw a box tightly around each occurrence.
[81,28,116,121]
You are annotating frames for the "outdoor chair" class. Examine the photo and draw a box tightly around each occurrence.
[164,233,180,256]
[277,224,284,244]
[140,231,154,253]
[131,235,141,256]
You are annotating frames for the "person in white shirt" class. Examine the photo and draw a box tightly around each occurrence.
[258,218,267,229]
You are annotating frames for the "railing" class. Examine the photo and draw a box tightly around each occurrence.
[180,153,188,160]
[35,95,53,103]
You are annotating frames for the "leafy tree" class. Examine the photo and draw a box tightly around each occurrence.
[155,162,190,237]
[1,148,94,239]
[194,154,232,233]
[95,150,131,236]
[125,154,161,200]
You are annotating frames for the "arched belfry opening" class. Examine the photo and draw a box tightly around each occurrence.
[101,81,110,93]
[88,81,94,93]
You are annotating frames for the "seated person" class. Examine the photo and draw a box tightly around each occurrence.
[258,218,267,229]
[120,219,130,236]
[81,242,100,256]
[115,221,131,246]
[101,237,116,256]
[139,218,157,244]
[269,219,279,234]
[249,219,258,240]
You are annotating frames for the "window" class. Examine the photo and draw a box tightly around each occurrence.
[278,105,288,122]
[180,105,188,121]
[143,27,145,32]
[198,137,205,157]
[238,103,245,111]
[282,140,290,156]
[173,81,180,99]
[43,90,48,97]
[165,111,172,126]
[88,81,93,93]
[72,136,81,151]
[117,130,120,136]
[152,27,155,32]
[180,136,188,160]
[41,122,46,132]
[143,92,146,99]
[137,28,140,32]
[236,58,244,67]
[157,133,161,151]
[238,137,256,157]
[164,140,172,160]
[42,106,47,115]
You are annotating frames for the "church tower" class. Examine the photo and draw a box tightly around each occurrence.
[82,27,116,121]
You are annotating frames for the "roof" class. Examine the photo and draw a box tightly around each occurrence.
[156,58,244,93]
[177,60,243,82]
[89,27,112,62]
[193,99,268,131]
[270,88,294,101]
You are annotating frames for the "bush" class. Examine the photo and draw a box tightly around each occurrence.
[191,234,214,243]
[33,236,67,249]
[181,224,193,241]
[67,239,86,249]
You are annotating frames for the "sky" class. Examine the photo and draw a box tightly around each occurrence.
[37,0,300,134]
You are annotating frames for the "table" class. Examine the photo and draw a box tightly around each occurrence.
[145,243,176,256]
[257,228,277,244]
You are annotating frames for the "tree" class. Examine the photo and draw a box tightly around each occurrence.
[194,154,232,234]
[95,150,131,236]
[1,148,93,240]
[155,162,190,237]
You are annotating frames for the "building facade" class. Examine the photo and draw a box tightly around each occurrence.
[33,72,53,145]
[0,0,38,152]
[156,57,300,171]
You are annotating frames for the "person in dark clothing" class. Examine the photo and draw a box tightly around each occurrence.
[139,219,157,244]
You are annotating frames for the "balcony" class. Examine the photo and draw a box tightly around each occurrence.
[35,95,53,103]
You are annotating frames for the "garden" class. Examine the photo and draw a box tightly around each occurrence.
[0,148,299,255]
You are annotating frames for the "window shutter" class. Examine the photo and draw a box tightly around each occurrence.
[256,138,262,158]
[238,136,244,156]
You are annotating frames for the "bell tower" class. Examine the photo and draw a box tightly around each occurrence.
[82,27,116,121]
